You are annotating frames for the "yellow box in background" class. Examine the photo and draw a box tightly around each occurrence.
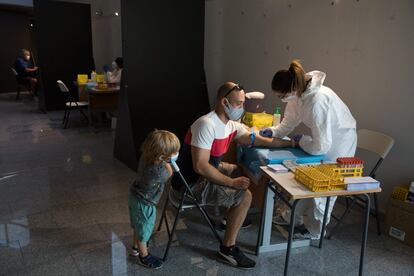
[96,74,105,83]
[77,74,88,84]
[242,112,273,128]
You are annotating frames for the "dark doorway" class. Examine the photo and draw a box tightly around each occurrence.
[0,5,35,93]
[114,0,210,170]
[33,0,94,111]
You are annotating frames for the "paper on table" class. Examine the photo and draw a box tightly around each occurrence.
[345,177,380,191]
[267,164,288,173]
[345,177,379,184]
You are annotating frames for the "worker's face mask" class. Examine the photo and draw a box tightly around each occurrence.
[224,99,244,121]
[112,61,118,70]
[281,91,298,103]
[25,55,30,61]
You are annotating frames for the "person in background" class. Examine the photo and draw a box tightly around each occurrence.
[14,49,39,95]
[260,59,357,239]
[104,57,123,84]
[129,129,180,269]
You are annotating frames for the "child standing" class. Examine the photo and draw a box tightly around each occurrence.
[128,130,180,269]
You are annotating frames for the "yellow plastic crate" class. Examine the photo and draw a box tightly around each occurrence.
[96,74,105,83]
[295,166,331,192]
[77,74,88,84]
[294,165,346,192]
[391,186,409,201]
[242,112,273,128]
[332,166,363,177]
[316,165,346,190]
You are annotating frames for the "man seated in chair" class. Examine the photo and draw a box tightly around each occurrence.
[171,82,295,269]
[15,49,39,95]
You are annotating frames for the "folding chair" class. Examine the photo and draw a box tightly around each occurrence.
[10,67,31,100]
[328,129,394,238]
[156,161,222,261]
[57,80,89,128]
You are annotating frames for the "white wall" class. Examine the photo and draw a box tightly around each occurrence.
[205,0,414,212]
[89,0,122,71]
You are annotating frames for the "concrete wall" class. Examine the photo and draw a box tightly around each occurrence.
[205,0,414,212]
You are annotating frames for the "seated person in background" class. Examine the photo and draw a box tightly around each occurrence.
[14,49,39,95]
[171,82,296,269]
[104,57,123,84]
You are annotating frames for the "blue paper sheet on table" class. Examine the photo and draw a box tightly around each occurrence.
[237,146,325,180]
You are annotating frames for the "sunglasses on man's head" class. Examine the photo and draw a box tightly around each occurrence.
[224,84,244,98]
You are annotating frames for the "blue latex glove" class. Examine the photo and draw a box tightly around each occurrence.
[259,128,273,138]
[292,134,303,143]
[103,64,109,73]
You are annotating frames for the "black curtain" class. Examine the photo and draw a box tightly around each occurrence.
[114,0,210,170]
[0,6,35,93]
[33,0,94,110]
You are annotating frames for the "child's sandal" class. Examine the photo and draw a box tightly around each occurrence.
[139,254,163,269]
[129,246,139,257]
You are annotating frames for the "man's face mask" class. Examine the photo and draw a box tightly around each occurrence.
[112,61,118,70]
[224,99,244,121]
[25,55,30,61]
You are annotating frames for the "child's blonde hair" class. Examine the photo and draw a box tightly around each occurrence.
[140,129,180,165]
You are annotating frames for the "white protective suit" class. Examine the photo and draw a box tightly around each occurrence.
[270,70,357,238]
[106,68,122,84]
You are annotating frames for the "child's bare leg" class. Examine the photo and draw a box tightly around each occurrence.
[138,241,148,257]
[133,232,139,248]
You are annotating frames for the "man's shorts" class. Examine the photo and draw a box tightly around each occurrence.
[128,194,156,242]
[191,162,246,209]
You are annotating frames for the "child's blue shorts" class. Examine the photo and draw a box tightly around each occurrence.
[128,194,156,242]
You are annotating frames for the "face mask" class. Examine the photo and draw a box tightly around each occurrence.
[25,55,30,61]
[224,99,244,121]
[170,152,179,164]
[281,92,297,103]
[112,61,118,70]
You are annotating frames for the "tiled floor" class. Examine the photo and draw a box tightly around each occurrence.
[0,92,413,276]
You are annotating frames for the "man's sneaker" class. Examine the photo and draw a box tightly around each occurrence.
[139,254,163,269]
[129,246,139,257]
[219,218,252,231]
[272,215,289,226]
[217,245,256,269]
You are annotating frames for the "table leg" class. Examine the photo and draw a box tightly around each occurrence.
[88,99,92,130]
[319,196,331,248]
[255,181,269,256]
[262,182,275,246]
[284,199,299,276]
[359,193,370,276]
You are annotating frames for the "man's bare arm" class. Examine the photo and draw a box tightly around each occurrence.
[191,146,250,190]
[236,131,294,148]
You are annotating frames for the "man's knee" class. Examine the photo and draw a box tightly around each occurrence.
[241,189,252,206]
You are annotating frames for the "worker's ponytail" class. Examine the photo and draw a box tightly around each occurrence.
[272,59,308,96]
[289,60,307,96]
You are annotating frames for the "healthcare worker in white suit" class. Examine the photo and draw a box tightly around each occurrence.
[260,60,357,239]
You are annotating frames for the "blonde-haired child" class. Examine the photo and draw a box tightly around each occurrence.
[128,129,180,269]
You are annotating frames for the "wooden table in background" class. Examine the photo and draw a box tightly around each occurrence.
[87,86,120,128]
